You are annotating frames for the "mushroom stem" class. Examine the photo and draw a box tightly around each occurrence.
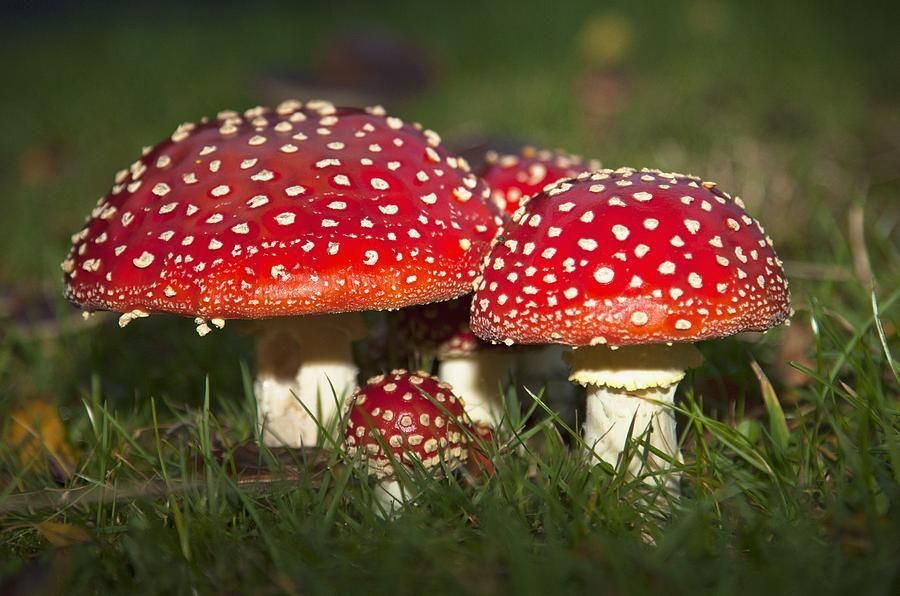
[565,343,704,488]
[582,383,679,481]
[373,478,406,517]
[438,350,516,426]
[254,312,366,447]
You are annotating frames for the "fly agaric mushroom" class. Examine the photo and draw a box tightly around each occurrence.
[389,297,514,426]
[343,369,470,513]
[62,99,499,447]
[470,167,790,484]
[479,146,601,215]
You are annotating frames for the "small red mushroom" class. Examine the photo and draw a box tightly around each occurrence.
[343,369,471,512]
[470,167,790,485]
[62,99,499,447]
[478,146,600,215]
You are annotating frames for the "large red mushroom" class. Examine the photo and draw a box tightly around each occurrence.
[62,99,499,447]
[470,167,790,485]
[343,369,471,513]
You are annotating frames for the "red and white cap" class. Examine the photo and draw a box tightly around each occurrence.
[62,100,500,321]
[343,369,470,478]
[478,146,600,215]
[471,167,790,347]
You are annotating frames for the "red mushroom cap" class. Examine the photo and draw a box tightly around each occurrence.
[470,167,791,347]
[62,100,500,319]
[343,369,470,477]
[478,146,600,215]
[389,296,481,358]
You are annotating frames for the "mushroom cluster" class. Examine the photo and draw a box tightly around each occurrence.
[62,99,500,447]
[471,167,790,484]
[61,97,792,504]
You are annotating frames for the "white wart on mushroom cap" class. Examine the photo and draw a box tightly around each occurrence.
[62,100,500,319]
[470,167,791,347]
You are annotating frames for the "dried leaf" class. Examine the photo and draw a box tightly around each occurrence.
[5,399,76,480]
[34,521,91,547]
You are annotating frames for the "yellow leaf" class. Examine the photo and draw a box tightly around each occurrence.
[5,399,76,476]
[34,521,92,547]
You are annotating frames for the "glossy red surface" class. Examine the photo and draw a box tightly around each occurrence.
[63,101,500,319]
[343,369,470,477]
[471,168,790,346]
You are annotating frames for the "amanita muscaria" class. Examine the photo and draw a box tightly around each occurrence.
[479,146,601,215]
[343,369,471,513]
[470,167,790,484]
[62,99,499,447]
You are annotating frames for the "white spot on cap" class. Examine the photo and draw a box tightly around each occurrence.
[684,219,701,234]
[594,267,614,284]
[211,185,230,197]
[379,204,399,215]
[247,195,269,208]
[675,319,692,330]
[275,212,295,225]
[152,183,171,197]
[611,224,630,240]
[285,185,305,197]
[133,252,154,268]
[578,238,598,251]
[630,311,648,325]
[363,250,378,265]
[658,261,676,274]
[688,272,703,288]
[643,218,659,230]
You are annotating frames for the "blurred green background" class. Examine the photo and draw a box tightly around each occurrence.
[1,2,899,592]
[2,0,898,284]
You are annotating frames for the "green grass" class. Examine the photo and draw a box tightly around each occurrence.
[1,0,899,594]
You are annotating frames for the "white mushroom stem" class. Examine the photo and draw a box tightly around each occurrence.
[438,349,517,426]
[254,312,366,447]
[565,343,704,487]
[373,478,406,517]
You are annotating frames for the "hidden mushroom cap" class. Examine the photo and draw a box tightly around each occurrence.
[343,369,470,478]
[479,146,600,215]
[62,100,499,321]
[390,296,481,358]
[470,167,790,347]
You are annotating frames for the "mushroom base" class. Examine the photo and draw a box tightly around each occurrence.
[254,312,366,447]
[583,383,680,486]
[567,344,704,490]
[438,349,516,426]
[374,478,406,517]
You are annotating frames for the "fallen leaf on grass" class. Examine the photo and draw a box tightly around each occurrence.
[33,521,91,547]
[5,399,76,481]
